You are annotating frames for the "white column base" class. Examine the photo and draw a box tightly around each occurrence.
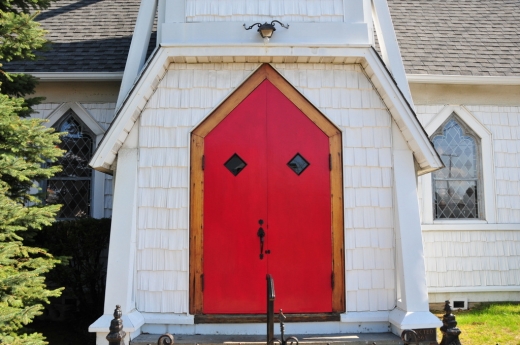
[389,308,442,337]
[89,309,145,345]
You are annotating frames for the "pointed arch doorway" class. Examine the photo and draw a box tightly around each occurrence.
[190,64,344,316]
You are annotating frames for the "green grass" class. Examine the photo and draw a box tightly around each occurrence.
[435,303,520,345]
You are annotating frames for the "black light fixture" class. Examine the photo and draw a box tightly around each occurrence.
[243,20,289,42]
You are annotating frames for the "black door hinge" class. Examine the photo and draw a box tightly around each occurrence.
[201,274,204,291]
[331,272,335,289]
[202,155,205,170]
[329,154,332,171]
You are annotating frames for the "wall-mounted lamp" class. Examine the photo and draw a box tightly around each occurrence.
[243,20,289,42]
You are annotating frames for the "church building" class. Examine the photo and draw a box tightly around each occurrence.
[6,0,520,344]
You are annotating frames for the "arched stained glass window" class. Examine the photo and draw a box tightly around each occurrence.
[432,117,481,219]
[46,110,94,219]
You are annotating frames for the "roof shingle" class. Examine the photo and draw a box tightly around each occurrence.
[6,0,520,77]
[388,0,520,76]
[5,0,146,73]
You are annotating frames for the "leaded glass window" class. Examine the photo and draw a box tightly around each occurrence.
[46,111,94,219]
[432,117,481,219]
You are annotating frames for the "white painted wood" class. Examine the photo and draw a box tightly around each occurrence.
[390,122,432,313]
[82,103,117,131]
[23,72,124,81]
[429,286,520,293]
[157,0,166,45]
[371,0,413,107]
[90,48,171,172]
[184,0,344,23]
[161,22,370,46]
[45,102,105,137]
[423,105,496,223]
[423,229,520,291]
[31,103,61,119]
[91,47,442,176]
[363,0,374,44]
[422,224,520,231]
[344,0,365,22]
[420,174,434,224]
[92,170,106,219]
[142,312,194,324]
[389,308,442,336]
[117,0,158,108]
[408,74,520,85]
[88,305,145,332]
[340,311,389,322]
[362,49,443,174]
[103,145,139,315]
[164,0,185,23]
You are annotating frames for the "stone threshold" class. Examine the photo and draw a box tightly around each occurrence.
[131,333,403,345]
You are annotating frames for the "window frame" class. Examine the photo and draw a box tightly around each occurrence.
[430,115,482,219]
[47,111,95,219]
[420,105,496,224]
[43,102,107,218]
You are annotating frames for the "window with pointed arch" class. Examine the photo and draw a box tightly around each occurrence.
[46,110,94,219]
[431,116,481,219]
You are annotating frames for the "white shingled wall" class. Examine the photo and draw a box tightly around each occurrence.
[32,103,61,119]
[423,231,520,288]
[136,63,396,313]
[186,0,344,23]
[32,103,115,218]
[466,106,520,224]
[83,103,117,131]
[416,104,520,293]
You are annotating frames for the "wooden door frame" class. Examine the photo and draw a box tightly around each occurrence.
[190,64,345,314]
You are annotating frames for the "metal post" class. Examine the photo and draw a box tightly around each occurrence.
[106,305,126,345]
[271,309,299,345]
[401,330,419,345]
[440,301,462,345]
[267,274,275,345]
[157,333,174,345]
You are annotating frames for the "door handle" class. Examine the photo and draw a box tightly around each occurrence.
[257,219,265,260]
[257,227,265,259]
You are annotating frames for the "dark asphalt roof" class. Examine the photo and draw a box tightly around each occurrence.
[5,0,520,76]
[5,0,153,73]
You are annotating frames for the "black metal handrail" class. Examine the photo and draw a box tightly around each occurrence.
[267,274,275,345]
[266,275,298,345]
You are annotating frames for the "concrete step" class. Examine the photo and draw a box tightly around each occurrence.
[131,333,403,345]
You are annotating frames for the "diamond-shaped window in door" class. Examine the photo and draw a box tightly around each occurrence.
[224,153,247,176]
[287,153,310,175]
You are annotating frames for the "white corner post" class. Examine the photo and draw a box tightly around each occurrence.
[117,0,158,108]
[389,122,442,336]
[371,0,414,107]
[343,0,371,43]
[344,0,367,23]
[89,125,143,345]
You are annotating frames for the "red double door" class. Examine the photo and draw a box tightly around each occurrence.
[203,80,332,314]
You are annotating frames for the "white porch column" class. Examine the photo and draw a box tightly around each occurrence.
[89,125,143,344]
[344,0,366,23]
[164,0,186,23]
[371,0,413,107]
[389,122,442,335]
[117,0,158,108]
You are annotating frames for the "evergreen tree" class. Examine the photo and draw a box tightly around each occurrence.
[0,1,63,344]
